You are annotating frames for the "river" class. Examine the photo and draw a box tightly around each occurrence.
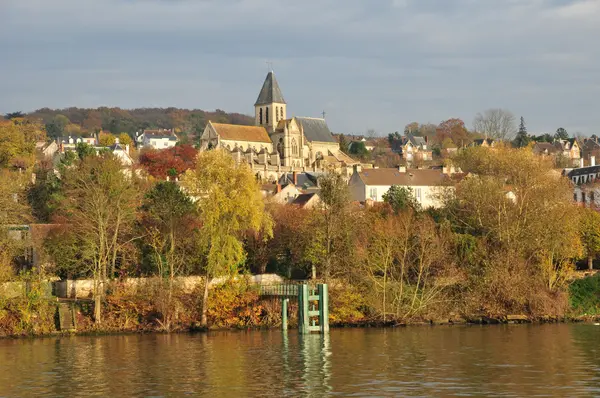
[1,324,600,397]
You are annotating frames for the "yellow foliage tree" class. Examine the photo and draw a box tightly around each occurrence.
[98,132,116,147]
[118,133,133,146]
[0,119,45,169]
[182,149,272,327]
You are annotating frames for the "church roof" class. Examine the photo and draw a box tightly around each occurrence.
[211,122,271,143]
[255,72,286,106]
[295,117,336,143]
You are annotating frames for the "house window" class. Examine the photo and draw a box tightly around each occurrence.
[280,107,283,119]
[292,139,298,156]
[266,107,269,124]
[369,187,377,200]
[592,191,596,204]
[574,193,578,202]
[583,192,587,204]
[259,108,263,124]
[164,142,168,147]
[415,188,422,202]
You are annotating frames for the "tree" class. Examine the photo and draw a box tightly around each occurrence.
[555,127,569,140]
[382,185,421,213]
[388,131,401,146]
[75,143,96,160]
[404,122,420,135]
[4,111,25,120]
[338,134,349,154]
[0,119,45,169]
[473,109,516,140]
[98,132,116,147]
[181,150,272,328]
[45,114,70,139]
[305,173,353,280]
[139,144,197,179]
[513,117,530,148]
[580,209,600,270]
[349,141,369,158]
[140,181,198,330]
[58,153,141,324]
[435,118,470,147]
[118,133,133,146]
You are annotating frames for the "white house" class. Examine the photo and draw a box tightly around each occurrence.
[136,129,178,149]
[109,143,134,166]
[349,166,464,209]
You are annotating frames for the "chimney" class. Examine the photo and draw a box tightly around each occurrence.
[353,164,362,174]
[580,158,585,168]
[398,165,406,173]
[592,156,596,167]
[293,171,298,185]
[276,184,282,193]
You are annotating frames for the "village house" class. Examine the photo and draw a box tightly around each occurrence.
[198,71,360,182]
[35,141,58,159]
[533,139,581,166]
[471,138,496,148]
[391,134,433,162]
[291,192,321,209]
[348,166,463,209]
[136,129,178,149]
[566,156,600,207]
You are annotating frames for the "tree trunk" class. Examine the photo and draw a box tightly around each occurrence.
[311,264,316,280]
[589,256,594,270]
[201,272,210,328]
[94,279,102,325]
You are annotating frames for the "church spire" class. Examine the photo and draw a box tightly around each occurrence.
[255,71,286,106]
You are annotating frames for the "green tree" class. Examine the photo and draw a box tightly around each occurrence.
[4,111,25,120]
[75,143,96,160]
[555,127,569,140]
[349,141,369,158]
[382,185,421,213]
[182,150,272,328]
[512,116,530,148]
[338,134,349,154]
[580,209,600,270]
[45,114,70,139]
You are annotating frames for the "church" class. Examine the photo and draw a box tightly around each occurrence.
[199,71,358,182]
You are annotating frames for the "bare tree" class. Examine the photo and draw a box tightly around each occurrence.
[473,108,517,140]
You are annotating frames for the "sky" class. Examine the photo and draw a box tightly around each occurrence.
[1,0,599,136]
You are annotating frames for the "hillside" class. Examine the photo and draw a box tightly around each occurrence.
[19,107,255,140]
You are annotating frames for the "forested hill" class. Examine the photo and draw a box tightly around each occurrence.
[19,107,255,139]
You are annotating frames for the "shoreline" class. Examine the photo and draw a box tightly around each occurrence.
[2,315,598,341]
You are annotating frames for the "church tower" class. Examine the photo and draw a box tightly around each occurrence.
[254,71,287,134]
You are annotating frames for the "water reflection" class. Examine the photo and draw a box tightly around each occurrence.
[2,325,600,396]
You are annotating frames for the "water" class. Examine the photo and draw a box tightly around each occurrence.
[1,324,600,397]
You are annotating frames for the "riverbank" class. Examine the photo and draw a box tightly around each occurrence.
[2,278,600,339]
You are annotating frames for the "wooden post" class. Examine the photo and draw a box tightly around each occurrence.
[282,298,288,330]
[318,284,329,333]
[299,284,310,334]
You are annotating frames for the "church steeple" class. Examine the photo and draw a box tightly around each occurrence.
[255,71,286,133]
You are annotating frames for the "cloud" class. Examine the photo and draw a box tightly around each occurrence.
[0,0,599,134]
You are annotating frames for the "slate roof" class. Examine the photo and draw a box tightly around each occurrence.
[291,193,319,208]
[143,130,178,140]
[408,134,427,149]
[211,122,271,143]
[357,168,463,187]
[567,165,600,178]
[295,117,336,143]
[532,142,560,154]
[255,72,286,106]
[277,172,323,189]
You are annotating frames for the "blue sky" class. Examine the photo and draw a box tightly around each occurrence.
[1,0,599,135]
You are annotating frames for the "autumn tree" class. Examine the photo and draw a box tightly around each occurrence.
[0,170,32,282]
[451,146,581,296]
[0,119,46,169]
[139,144,197,179]
[182,150,272,328]
[58,153,142,324]
[98,132,116,147]
[473,108,516,140]
[305,172,354,280]
[580,209,600,270]
[118,133,133,146]
[435,118,470,147]
[45,114,70,138]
